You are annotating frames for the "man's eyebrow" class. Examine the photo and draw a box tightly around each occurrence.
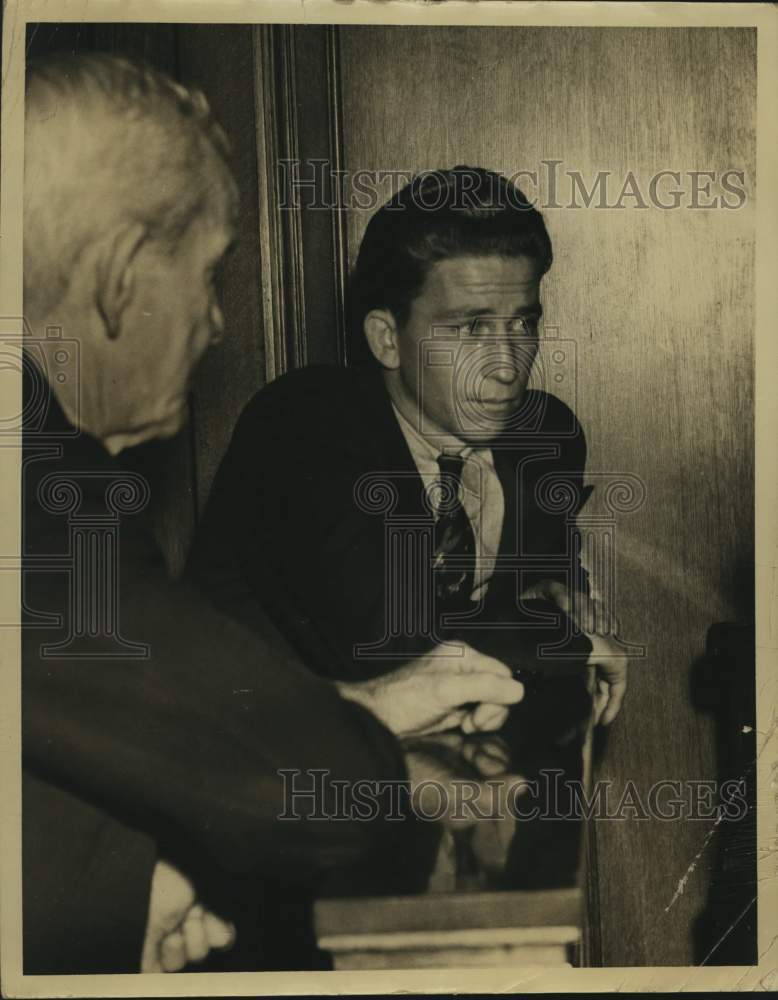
[437,304,543,320]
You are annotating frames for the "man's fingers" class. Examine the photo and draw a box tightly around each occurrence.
[536,579,570,612]
[519,578,567,607]
[437,673,524,712]
[462,736,510,768]
[517,582,620,639]
[592,679,609,725]
[600,678,627,726]
[460,711,478,735]
[418,708,468,735]
[413,731,465,753]
[182,905,209,964]
[463,740,511,777]
[455,644,513,678]
[203,911,236,951]
[160,930,187,972]
[463,702,509,733]
[148,859,196,935]
[140,947,162,974]
[588,638,628,726]
[141,859,198,973]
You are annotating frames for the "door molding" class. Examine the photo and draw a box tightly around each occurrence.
[253,23,349,381]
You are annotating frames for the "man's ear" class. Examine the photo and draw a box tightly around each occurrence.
[364,309,401,370]
[95,222,148,340]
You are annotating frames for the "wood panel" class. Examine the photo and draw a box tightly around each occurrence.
[252,25,347,381]
[337,25,756,966]
[315,889,582,969]
[176,25,268,515]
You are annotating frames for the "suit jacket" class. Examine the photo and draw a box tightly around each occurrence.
[22,376,436,974]
[188,365,594,685]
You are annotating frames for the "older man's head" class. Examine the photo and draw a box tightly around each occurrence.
[24,53,238,452]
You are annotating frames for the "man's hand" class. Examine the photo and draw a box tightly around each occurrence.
[404,732,525,882]
[520,578,618,636]
[587,632,628,726]
[520,578,628,726]
[403,731,526,830]
[336,644,524,739]
[141,860,235,973]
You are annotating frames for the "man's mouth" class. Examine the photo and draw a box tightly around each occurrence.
[476,397,518,410]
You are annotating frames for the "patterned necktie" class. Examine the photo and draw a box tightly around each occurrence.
[433,453,477,609]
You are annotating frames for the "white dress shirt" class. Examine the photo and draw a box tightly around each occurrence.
[391,403,505,602]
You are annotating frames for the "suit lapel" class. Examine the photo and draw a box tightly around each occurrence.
[353,368,431,518]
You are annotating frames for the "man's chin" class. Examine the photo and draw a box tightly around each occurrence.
[457,399,523,443]
[103,409,188,454]
[156,411,188,439]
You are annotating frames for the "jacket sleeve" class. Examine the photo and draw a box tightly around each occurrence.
[187,381,405,680]
[23,771,156,974]
[22,560,435,884]
[520,390,592,594]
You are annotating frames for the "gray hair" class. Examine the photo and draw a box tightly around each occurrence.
[24,52,237,317]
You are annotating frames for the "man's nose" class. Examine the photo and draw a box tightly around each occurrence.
[487,336,523,384]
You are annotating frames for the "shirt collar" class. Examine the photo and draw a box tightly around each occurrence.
[390,401,496,469]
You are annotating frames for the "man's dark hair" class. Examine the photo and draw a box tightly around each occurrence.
[348,166,552,364]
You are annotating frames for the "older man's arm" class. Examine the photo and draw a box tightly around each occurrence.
[22,564,431,884]
[24,561,524,889]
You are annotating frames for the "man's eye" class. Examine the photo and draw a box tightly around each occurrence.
[510,316,539,336]
[460,319,495,337]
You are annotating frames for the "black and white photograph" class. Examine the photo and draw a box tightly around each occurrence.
[1,0,776,994]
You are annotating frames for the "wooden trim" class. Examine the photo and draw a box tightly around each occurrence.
[253,24,307,381]
[315,888,582,936]
[332,945,576,970]
[325,25,350,366]
[253,24,283,382]
[253,24,350,377]
[584,816,603,967]
[316,889,583,970]
[319,925,581,953]
[278,26,308,371]
[580,668,601,967]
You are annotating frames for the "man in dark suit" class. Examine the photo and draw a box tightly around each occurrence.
[21,61,525,975]
[189,167,629,886]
